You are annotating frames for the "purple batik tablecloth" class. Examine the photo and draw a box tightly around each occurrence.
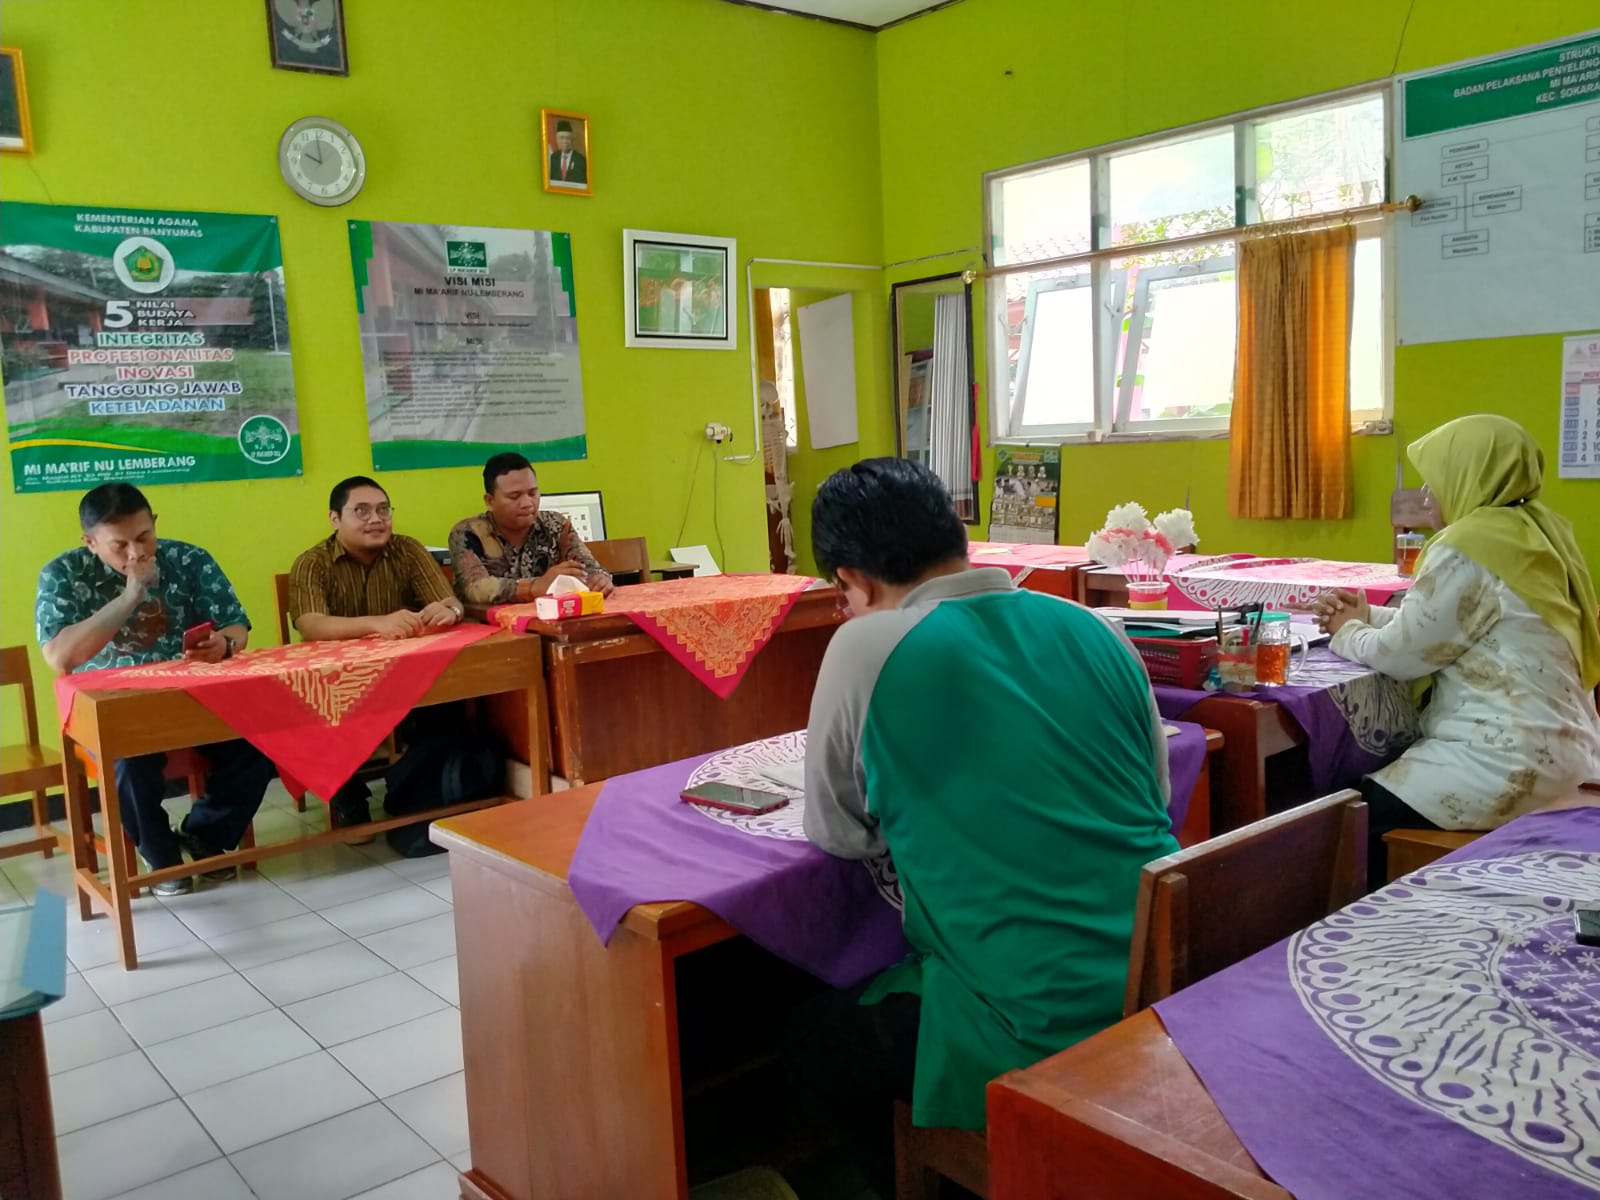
[567,728,1209,986]
[1155,646,1420,794]
[1157,806,1600,1200]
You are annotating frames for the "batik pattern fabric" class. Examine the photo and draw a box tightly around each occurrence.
[55,625,498,800]
[35,540,249,672]
[1333,546,1600,830]
[447,511,608,606]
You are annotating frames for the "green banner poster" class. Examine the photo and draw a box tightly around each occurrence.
[1,201,300,493]
[1403,32,1600,138]
[349,220,587,471]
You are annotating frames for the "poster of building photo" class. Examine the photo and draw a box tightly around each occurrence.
[1,200,301,493]
[989,446,1060,544]
[349,220,587,470]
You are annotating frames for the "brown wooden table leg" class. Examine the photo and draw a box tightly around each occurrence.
[0,1012,63,1200]
[547,644,584,785]
[61,739,98,923]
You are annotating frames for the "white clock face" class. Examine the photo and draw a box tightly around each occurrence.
[279,117,366,206]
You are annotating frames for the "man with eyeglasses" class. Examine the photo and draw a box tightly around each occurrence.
[288,475,462,831]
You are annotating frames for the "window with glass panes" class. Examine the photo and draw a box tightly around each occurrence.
[987,89,1389,441]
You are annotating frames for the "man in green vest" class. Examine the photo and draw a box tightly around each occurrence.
[794,458,1175,1190]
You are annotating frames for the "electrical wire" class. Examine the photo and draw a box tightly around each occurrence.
[712,449,726,570]
[1389,0,1417,76]
[675,439,706,549]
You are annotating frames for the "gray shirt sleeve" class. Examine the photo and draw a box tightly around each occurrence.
[803,611,922,861]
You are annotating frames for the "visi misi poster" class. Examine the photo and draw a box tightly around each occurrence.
[349,220,587,471]
[1,201,301,492]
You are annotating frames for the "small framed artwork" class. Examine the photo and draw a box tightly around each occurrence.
[623,230,738,351]
[1,48,34,155]
[539,491,607,542]
[540,108,591,196]
[266,0,349,76]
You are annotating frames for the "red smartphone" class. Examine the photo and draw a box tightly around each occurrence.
[181,621,215,652]
[681,782,790,816]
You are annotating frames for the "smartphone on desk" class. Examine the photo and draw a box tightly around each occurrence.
[1576,909,1600,948]
[681,782,790,816]
[181,621,215,652]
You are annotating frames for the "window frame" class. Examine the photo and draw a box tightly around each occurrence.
[984,82,1393,446]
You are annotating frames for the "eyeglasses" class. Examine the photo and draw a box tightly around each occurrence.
[350,504,394,520]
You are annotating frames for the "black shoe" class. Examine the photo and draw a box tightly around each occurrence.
[151,874,195,897]
[331,792,376,845]
[177,824,238,882]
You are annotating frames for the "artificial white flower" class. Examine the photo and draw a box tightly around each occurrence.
[1153,508,1199,551]
[1104,502,1150,533]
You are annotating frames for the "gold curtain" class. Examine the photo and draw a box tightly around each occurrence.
[1228,224,1356,520]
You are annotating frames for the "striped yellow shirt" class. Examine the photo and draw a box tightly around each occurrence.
[288,533,454,625]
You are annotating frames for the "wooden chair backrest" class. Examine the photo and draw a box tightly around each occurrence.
[588,537,649,577]
[273,573,292,645]
[0,645,42,748]
[1390,488,1435,532]
[1124,790,1366,1016]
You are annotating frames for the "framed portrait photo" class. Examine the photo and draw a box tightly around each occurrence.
[266,0,349,77]
[1,47,34,155]
[540,108,592,197]
[623,230,738,351]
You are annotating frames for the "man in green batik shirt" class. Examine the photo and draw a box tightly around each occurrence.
[789,458,1176,1191]
[35,482,278,895]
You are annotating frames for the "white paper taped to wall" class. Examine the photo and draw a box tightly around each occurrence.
[797,293,859,449]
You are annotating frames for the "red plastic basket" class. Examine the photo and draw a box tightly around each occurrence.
[1129,636,1217,689]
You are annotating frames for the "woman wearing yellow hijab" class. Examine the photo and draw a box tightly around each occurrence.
[1317,414,1600,886]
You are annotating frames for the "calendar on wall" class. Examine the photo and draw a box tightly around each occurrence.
[1559,334,1600,481]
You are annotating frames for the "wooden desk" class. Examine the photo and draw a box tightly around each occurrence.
[1176,697,1303,834]
[60,633,545,969]
[434,788,735,1200]
[987,1009,1287,1200]
[1179,728,1226,847]
[499,587,842,785]
[652,560,698,581]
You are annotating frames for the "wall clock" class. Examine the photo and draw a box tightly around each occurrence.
[278,115,366,206]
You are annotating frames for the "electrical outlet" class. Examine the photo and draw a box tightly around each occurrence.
[704,422,732,443]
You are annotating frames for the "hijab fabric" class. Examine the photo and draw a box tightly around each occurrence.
[1407,414,1600,689]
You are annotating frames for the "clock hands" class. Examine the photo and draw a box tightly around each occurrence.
[307,135,324,166]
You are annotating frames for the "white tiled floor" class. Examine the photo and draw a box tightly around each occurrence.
[2,785,473,1200]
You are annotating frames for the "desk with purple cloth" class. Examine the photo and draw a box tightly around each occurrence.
[987,796,1600,1200]
[1155,647,1419,834]
[434,729,1214,1200]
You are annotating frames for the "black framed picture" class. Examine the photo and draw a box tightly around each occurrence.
[267,0,349,77]
[1,48,33,155]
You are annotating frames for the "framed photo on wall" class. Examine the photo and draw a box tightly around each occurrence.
[266,0,349,76]
[540,108,592,197]
[623,230,737,351]
[539,490,606,541]
[1,48,33,155]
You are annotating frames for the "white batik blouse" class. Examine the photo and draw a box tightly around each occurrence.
[1332,545,1600,830]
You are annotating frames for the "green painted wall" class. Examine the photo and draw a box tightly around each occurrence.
[877,0,1600,566]
[0,0,882,745]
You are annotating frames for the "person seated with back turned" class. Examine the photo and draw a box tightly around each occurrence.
[447,452,613,608]
[1315,414,1600,887]
[788,458,1176,1190]
[288,475,462,832]
[35,482,278,896]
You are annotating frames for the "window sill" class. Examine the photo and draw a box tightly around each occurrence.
[993,420,1392,448]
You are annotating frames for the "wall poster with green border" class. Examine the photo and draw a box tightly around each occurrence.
[2,201,301,493]
[349,220,587,471]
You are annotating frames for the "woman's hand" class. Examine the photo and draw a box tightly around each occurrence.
[1313,588,1369,635]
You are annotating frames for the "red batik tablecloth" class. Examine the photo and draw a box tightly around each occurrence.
[490,574,815,699]
[1166,557,1413,611]
[55,625,498,800]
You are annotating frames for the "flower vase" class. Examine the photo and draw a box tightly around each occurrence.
[1127,580,1169,610]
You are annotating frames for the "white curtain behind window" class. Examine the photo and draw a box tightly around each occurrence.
[929,293,974,520]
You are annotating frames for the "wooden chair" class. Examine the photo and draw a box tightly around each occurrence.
[1124,789,1366,1015]
[587,537,649,584]
[0,646,64,861]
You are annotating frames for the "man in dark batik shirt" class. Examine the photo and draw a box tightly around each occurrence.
[35,483,277,895]
[447,452,614,607]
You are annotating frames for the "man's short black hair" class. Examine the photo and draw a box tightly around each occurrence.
[483,452,535,495]
[329,475,386,513]
[811,458,967,585]
[79,482,152,532]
